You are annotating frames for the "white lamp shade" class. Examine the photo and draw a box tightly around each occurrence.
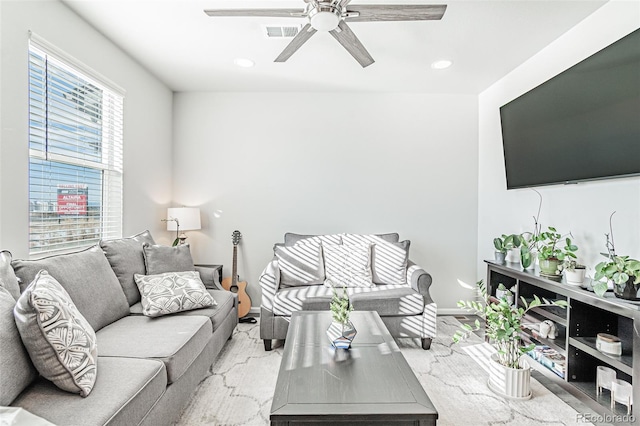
[167,207,201,231]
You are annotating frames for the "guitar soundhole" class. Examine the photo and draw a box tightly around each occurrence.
[230,286,239,293]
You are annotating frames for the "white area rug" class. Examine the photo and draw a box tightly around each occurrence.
[176,317,592,425]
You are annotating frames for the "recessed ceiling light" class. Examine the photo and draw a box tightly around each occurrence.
[234,58,255,68]
[431,59,452,70]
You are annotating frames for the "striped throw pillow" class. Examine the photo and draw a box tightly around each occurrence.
[276,240,325,287]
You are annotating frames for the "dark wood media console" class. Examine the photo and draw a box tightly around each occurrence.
[486,261,639,424]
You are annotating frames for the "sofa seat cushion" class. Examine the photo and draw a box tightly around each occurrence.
[11,357,166,426]
[11,245,130,331]
[273,284,412,317]
[129,290,235,331]
[95,315,211,384]
[350,287,425,316]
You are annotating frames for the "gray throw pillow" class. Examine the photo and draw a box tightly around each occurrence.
[0,250,21,301]
[11,245,130,332]
[134,271,215,317]
[142,243,196,275]
[0,287,38,405]
[276,240,325,287]
[371,240,411,285]
[14,270,98,397]
[100,230,156,305]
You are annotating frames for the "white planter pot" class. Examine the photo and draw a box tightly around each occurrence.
[488,353,532,400]
[565,268,586,285]
[506,248,520,264]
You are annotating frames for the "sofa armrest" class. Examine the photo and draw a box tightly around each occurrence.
[194,265,223,291]
[259,258,280,312]
[407,261,434,305]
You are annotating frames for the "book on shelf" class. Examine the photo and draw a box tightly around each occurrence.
[526,345,565,379]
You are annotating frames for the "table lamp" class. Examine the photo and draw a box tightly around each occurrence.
[165,207,201,246]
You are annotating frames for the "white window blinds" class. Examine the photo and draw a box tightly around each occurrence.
[28,34,124,255]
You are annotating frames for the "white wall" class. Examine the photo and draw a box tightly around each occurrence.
[478,1,640,280]
[0,0,174,257]
[173,92,479,310]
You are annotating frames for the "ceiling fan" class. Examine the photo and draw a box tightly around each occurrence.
[204,1,447,68]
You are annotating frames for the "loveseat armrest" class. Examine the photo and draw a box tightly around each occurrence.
[407,261,434,305]
[259,258,280,312]
[194,264,223,291]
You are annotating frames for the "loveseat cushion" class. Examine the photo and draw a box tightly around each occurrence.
[11,357,166,426]
[0,250,21,300]
[96,315,211,384]
[342,234,409,285]
[0,287,38,406]
[349,287,424,316]
[11,245,129,332]
[142,243,196,275]
[272,284,412,317]
[14,271,98,397]
[100,230,155,306]
[284,233,342,246]
[129,289,235,331]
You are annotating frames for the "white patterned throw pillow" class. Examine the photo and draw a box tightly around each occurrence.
[14,270,98,397]
[134,271,216,317]
[323,243,374,288]
[342,234,410,285]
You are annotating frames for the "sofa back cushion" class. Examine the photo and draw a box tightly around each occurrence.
[276,241,325,287]
[142,243,196,275]
[0,287,38,405]
[100,230,155,306]
[0,250,21,300]
[284,233,342,247]
[12,245,129,331]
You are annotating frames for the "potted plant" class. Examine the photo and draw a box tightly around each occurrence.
[453,280,568,399]
[536,227,577,277]
[326,286,357,349]
[495,283,514,305]
[593,212,640,300]
[493,234,521,264]
[562,259,587,286]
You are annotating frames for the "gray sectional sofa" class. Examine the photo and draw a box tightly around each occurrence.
[259,232,437,351]
[0,231,237,426]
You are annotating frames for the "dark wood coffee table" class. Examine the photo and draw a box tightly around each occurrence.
[270,311,438,425]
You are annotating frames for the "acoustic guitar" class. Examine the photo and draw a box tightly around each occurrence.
[221,230,252,319]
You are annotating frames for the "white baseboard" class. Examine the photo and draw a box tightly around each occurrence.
[249,307,260,316]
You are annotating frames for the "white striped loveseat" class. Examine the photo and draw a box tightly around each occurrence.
[259,233,437,351]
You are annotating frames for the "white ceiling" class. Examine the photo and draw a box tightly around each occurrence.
[62,0,607,93]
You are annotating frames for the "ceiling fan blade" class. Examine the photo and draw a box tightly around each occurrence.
[274,24,317,63]
[329,21,374,68]
[204,9,305,18]
[344,4,447,22]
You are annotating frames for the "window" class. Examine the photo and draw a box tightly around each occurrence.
[28,34,124,255]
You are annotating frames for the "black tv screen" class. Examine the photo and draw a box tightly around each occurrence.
[500,28,640,190]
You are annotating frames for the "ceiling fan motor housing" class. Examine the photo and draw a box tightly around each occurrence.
[308,4,341,31]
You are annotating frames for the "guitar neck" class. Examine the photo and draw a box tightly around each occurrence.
[231,245,238,286]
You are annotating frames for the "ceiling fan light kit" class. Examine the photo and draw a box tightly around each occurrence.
[204,1,447,68]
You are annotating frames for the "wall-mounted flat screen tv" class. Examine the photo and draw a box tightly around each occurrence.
[500,28,640,190]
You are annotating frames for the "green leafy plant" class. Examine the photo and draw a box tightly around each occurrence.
[519,189,543,269]
[493,234,522,254]
[453,280,568,369]
[592,212,640,297]
[562,259,585,272]
[330,286,353,325]
[537,227,577,261]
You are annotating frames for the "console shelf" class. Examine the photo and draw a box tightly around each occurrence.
[486,261,639,423]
